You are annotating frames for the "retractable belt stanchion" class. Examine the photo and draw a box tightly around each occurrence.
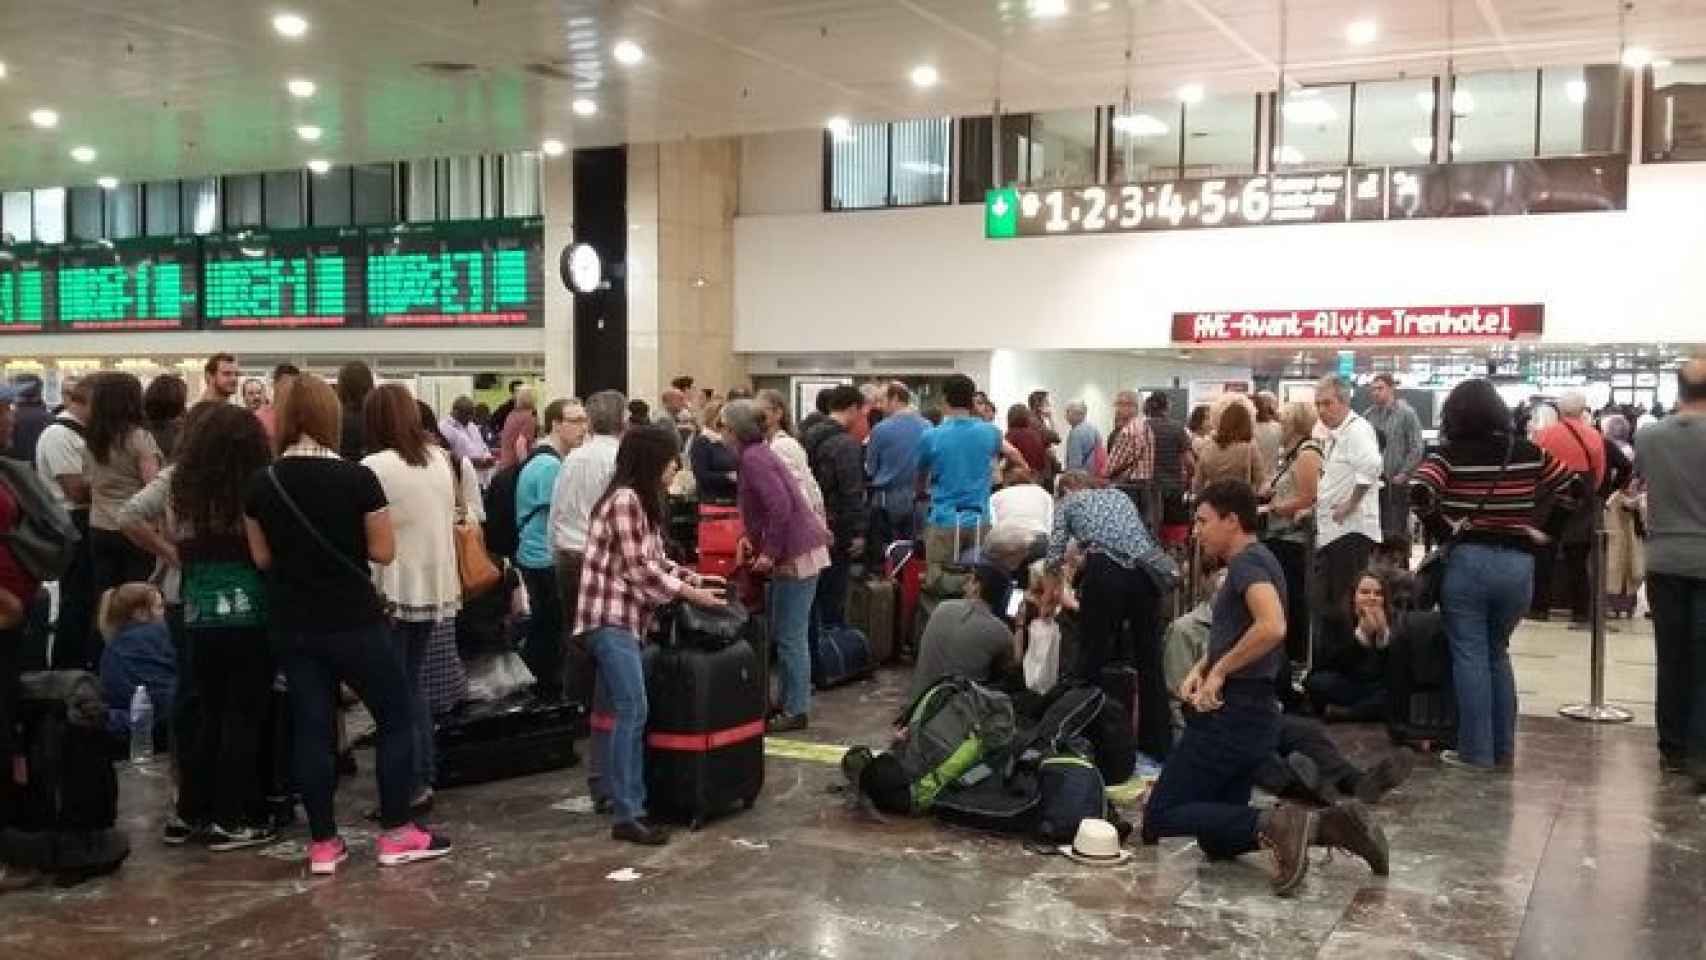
[1559,509,1634,724]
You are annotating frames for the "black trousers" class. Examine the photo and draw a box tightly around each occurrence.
[184,627,274,828]
[53,510,97,671]
[1264,537,1312,665]
[1253,714,1365,800]
[1648,572,1706,781]
[0,626,19,829]
[521,564,564,701]
[1314,534,1374,629]
[1074,553,1170,760]
[89,527,154,601]
[1560,540,1593,622]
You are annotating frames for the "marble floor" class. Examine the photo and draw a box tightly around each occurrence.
[0,617,1698,959]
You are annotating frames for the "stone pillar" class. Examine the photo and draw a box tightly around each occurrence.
[541,152,575,397]
[627,144,662,405]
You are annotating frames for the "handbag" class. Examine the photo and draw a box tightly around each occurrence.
[265,466,397,619]
[1414,437,1514,611]
[450,456,501,599]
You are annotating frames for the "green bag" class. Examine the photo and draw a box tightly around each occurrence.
[182,560,268,629]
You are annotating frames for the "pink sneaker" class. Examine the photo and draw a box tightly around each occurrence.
[377,824,452,867]
[309,837,349,876]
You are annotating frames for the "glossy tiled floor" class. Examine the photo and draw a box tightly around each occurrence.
[0,621,1698,959]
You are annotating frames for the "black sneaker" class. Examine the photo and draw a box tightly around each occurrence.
[767,713,809,734]
[162,814,204,846]
[207,824,279,852]
[1315,800,1390,876]
[612,819,671,846]
[1355,751,1417,804]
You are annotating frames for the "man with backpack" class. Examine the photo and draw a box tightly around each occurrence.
[34,377,95,670]
[499,399,587,702]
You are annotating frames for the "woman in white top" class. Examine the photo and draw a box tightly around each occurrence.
[990,462,1054,539]
[361,384,460,810]
[756,389,827,522]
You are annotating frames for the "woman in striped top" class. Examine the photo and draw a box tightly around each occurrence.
[1410,379,1579,771]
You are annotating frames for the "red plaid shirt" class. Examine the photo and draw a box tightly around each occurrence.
[1105,417,1154,483]
[572,488,697,640]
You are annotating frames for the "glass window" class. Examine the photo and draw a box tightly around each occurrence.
[500,154,540,217]
[310,166,353,226]
[957,114,1029,202]
[3,191,34,243]
[1110,102,1183,183]
[68,187,103,241]
[104,184,140,239]
[144,181,180,236]
[445,156,483,220]
[1451,70,1538,161]
[1539,64,1620,156]
[404,159,439,221]
[1184,93,1257,175]
[224,174,263,227]
[1276,84,1351,168]
[1648,57,1706,161]
[890,117,951,205]
[32,189,65,244]
[353,163,397,223]
[827,121,890,210]
[1353,78,1437,164]
[1016,109,1097,187]
[182,178,220,235]
[264,171,304,228]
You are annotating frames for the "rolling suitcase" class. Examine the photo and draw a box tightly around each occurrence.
[644,637,766,827]
[847,575,898,664]
[885,541,923,656]
[811,624,875,689]
[435,696,583,789]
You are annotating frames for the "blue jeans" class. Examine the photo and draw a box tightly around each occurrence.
[392,620,436,795]
[1143,688,1280,859]
[588,627,648,824]
[1440,543,1533,767]
[770,573,819,717]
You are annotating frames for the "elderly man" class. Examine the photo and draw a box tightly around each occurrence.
[1534,390,1630,626]
[1063,400,1102,474]
[1313,375,1383,631]
[1362,374,1423,544]
[440,396,496,484]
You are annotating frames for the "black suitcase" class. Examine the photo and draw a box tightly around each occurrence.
[434,695,583,789]
[1386,611,1457,751]
[643,638,765,828]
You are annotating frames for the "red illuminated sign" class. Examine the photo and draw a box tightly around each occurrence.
[1171,304,1544,345]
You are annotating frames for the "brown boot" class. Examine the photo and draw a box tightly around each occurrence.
[1257,805,1315,896]
[1315,800,1390,876]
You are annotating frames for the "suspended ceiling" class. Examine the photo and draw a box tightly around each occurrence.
[2,0,1703,190]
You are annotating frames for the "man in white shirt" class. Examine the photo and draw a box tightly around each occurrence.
[33,377,96,669]
[548,389,626,814]
[1312,375,1383,632]
[989,462,1053,542]
[439,396,496,485]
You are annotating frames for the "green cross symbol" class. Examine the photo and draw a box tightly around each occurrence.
[986,188,1019,239]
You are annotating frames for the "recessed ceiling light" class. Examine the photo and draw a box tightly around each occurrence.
[287,78,316,98]
[96,176,119,190]
[826,115,854,141]
[1112,113,1169,137]
[69,146,96,163]
[1028,0,1068,18]
[541,138,566,157]
[296,124,322,141]
[1620,46,1653,69]
[30,108,58,129]
[306,158,331,174]
[572,98,598,117]
[1565,79,1589,104]
[910,65,939,88]
[613,40,644,65]
[1176,83,1204,104]
[1451,89,1475,115]
[1346,19,1377,45]
[272,12,309,39]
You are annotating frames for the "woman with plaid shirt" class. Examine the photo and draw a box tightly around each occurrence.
[573,425,726,847]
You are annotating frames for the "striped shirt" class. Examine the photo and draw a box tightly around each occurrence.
[1410,437,1576,550]
[572,487,699,640]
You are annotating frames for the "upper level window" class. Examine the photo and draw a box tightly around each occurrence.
[1109,101,1182,183]
[1352,78,1436,165]
[1184,93,1257,176]
[960,110,1099,201]
[1540,65,1620,156]
[827,117,951,211]
[1645,58,1706,161]
[1450,70,1538,161]
[1276,84,1351,169]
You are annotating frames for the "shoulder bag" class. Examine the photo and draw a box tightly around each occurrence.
[449,453,501,598]
[1413,437,1514,612]
[265,465,396,619]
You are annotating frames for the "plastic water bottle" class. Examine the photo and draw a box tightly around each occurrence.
[129,686,154,765]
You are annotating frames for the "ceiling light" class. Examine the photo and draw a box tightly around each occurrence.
[541,138,566,157]
[910,65,939,88]
[1345,19,1377,45]
[287,78,316,98]
[613,40,644,65]
[1273,145,1305,165]
[1565,79,1588,105]
[826,115,854,141]
[1112,113,1169,137]
[1283,96,1337,125]
[1176,83,1204,105]
[0,61,7,80]
[1652,58,1672,70]
[272,13,309,39]
[1621,46,1654,69]
[96,176,119,190]
[1410,136,1434,156]
[572,98,598,117]
[30,108,58,128]
[1451,88,1475,115]
[296,124,322,141]
[1029,0,1068,18]
[69,146,96,163]
[306,158,331,174]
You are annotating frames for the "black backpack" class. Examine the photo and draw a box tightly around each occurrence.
[482,446,560,559]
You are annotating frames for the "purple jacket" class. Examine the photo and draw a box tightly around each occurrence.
[736,438,829,564]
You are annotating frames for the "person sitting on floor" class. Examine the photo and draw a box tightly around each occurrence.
[906,563,1017,703]
[96,583,176,747]
[1305,570,1399,722]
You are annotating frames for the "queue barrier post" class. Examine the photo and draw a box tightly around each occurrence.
[1559,518,1634,724]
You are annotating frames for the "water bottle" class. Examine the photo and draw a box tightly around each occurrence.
[129,685,154,765]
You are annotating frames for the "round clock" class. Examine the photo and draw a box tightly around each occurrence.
[560,242,602,294]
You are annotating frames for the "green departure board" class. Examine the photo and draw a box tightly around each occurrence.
[202,227,365,328]
[56,236,198,331]
[365,218,543,328]
[0,246,54,334]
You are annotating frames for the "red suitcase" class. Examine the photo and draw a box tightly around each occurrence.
[696,504,743,579]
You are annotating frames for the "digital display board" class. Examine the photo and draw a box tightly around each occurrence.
[202,227,365,329]
[56,236,198,331]
[364,217,543,328]
[0,245,55,335]
[1171,304,1546,346]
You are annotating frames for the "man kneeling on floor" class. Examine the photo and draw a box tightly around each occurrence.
[906,563,1018,703]
[1142,480,1388,896]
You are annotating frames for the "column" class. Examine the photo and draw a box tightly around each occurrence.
[541,152,575,397]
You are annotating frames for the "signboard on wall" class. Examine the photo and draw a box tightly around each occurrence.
[1171,304,1545,346]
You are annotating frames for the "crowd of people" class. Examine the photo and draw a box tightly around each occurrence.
[1,354,1704,896]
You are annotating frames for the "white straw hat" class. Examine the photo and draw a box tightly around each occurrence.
[1059,818,1133,866]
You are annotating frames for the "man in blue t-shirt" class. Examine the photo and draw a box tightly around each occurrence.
[915,375,1024,584]
[865,382,930,561]
[515,398,588,701]
[1142,479,1387,897]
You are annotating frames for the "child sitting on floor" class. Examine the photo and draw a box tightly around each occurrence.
[97,582,177,748]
